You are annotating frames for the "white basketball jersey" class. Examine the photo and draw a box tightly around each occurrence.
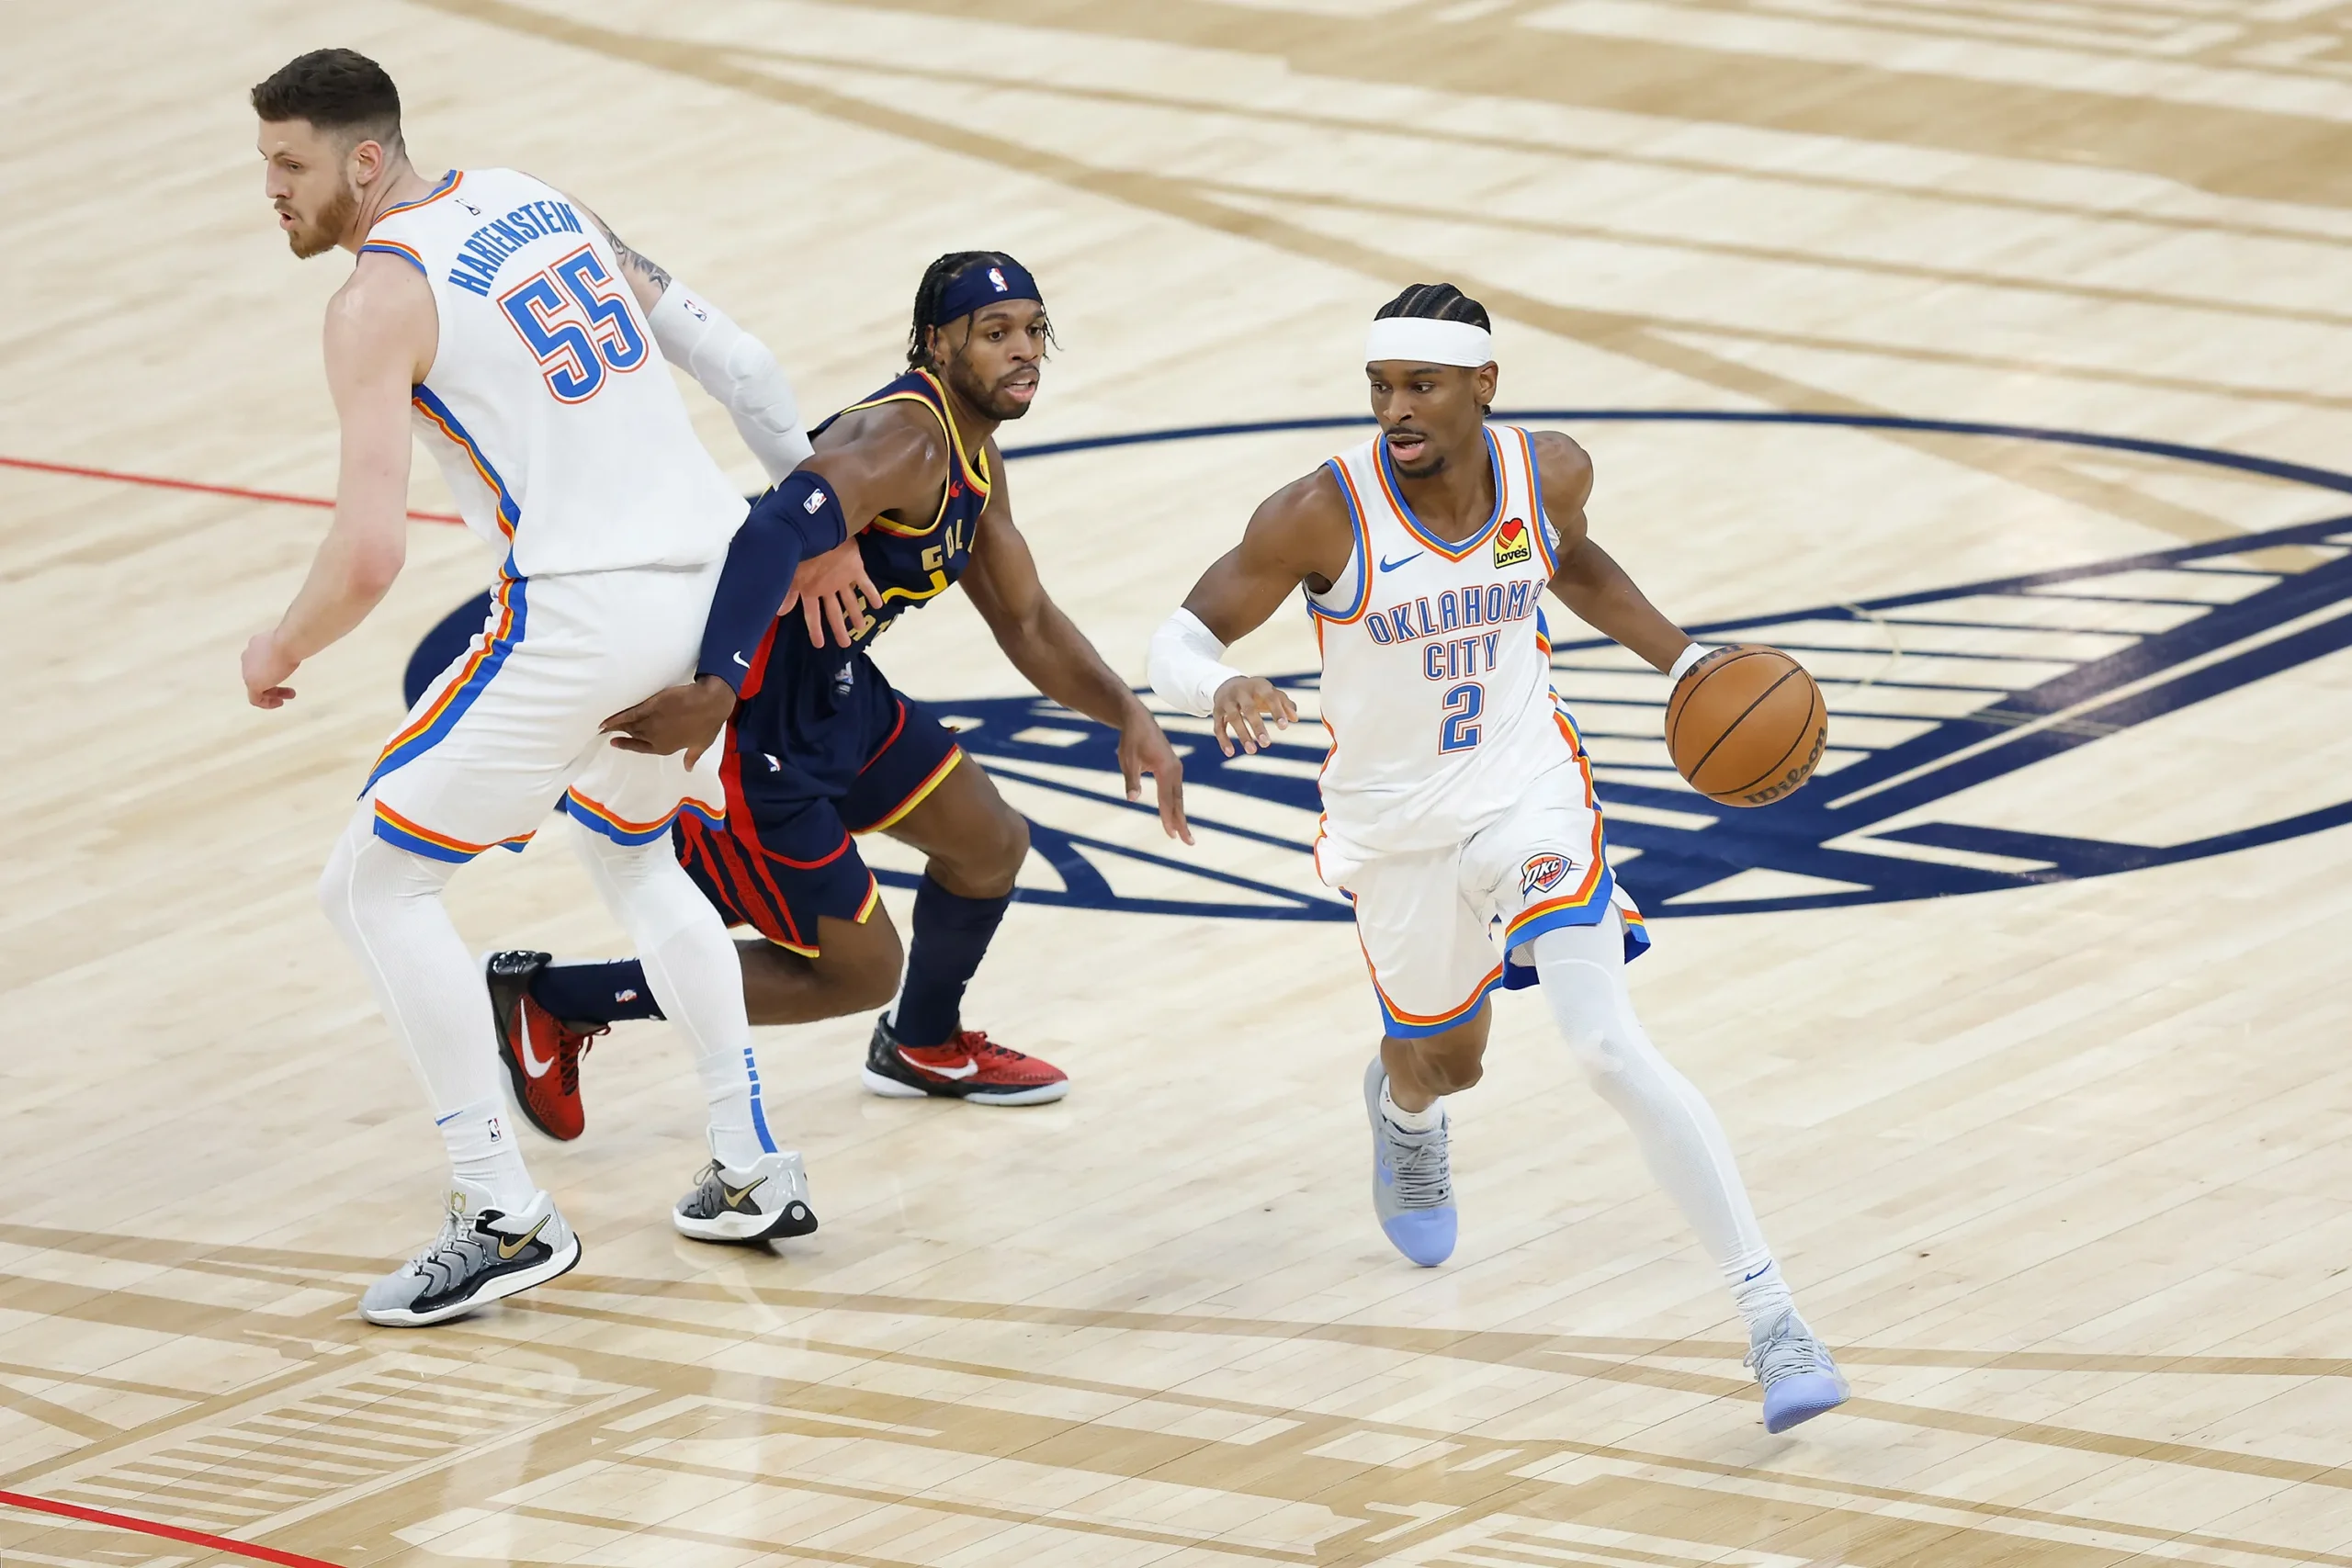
[362,169,745,577]
[1308,424,1577,859]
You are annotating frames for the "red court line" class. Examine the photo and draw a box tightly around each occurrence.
[0,1486,347,1567]
[0,453,464,525]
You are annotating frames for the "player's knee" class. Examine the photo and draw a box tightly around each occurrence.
[929,795,1027,895]
[1550,992,1625,1078]
[318,815,443,931]
[983,802,1031,879]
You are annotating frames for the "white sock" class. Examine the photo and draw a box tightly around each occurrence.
[1380,1078,1443,1133]
[1728,1256,1796,1336]
[569,820,774,1169]
[1530,914,1798,1337]
[437,1096,536,1213]
[318,807,541,1209]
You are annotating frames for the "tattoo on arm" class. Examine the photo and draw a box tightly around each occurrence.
[594,217,673,293]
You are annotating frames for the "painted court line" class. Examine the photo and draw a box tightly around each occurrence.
[0,1486,347,1567]
[0,454,463,525]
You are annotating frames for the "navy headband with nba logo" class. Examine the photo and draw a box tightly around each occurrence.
[929,258,1044,329]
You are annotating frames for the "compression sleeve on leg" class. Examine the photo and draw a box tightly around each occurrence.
[1531,915,1789,1325]
[696,470,850,692]
[650,281,814,483]
[566,818,775,1164]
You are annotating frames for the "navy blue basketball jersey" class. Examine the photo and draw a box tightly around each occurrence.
[812,367,992,653]
[729,367,994,803]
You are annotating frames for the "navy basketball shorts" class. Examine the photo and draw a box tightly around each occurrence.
[673,684,963,956]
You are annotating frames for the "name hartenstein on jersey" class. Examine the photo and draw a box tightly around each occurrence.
[439,197,592,297]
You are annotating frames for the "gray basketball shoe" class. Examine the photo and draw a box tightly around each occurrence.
[1363,1056,1458,1266]
[1747,1308,1850,1432]
[359,1179,580,1327]
[673,1138,819,1244]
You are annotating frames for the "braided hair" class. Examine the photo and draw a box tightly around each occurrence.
[907,251,1057,368]
[1373,283,1493,416]
[1373,281,1491,329]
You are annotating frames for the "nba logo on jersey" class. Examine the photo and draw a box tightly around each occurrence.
[1493,518,1532,569]
[1520,852,1570,895]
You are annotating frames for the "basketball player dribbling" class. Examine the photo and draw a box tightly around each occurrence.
[1148,285,1849,1430]
[503,256,1192,1160]
[243,50,856,1324]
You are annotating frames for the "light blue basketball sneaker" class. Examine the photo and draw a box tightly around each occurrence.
[1747,1309,1849,1432]
[1363,1056,1457,1266]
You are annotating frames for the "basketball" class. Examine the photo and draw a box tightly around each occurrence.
[1665,645,1828,807]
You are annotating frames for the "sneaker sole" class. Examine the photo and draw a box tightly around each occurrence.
[673,1198,820,1245]
[358,1234,583,1328]
[1763,1376,1849,1433]
[860,1066,1069,1106]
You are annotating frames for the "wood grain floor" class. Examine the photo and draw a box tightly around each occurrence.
[5,2,2351,1564]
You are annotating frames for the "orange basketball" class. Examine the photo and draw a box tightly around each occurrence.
[1664,645,1827,807]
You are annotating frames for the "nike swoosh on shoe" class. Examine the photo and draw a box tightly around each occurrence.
[496,1217,548,1260]
[900,1049,978,1080]
[517,1009,555,1078]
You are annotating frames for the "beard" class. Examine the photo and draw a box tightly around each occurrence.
[286,181,359,258]
[942,352,1035,421]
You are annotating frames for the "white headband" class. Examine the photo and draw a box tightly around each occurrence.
[1364,316,1494,368]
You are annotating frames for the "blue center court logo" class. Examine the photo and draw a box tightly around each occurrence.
[409,412,2352,922]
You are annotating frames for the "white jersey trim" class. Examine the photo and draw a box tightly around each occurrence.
[1304,457,1372,623]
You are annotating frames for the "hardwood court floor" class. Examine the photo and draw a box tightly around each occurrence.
[6,2,2352,1564]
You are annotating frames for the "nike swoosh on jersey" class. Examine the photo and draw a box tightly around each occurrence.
[732,651,752,668]
[516,1007,555,1078]
[901,1048,978,1080]
[1378,551,1425,572]
[496,1216,548,1260]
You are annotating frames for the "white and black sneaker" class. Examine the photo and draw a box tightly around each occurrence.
[673,1136,818,1244]
[359,1180,581,1327]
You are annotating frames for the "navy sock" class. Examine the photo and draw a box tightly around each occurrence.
[528,959,666,1025]
[892,875,1012,1048]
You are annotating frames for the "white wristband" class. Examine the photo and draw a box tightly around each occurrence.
[1148,608,1249,718]
[650,281,814,484]
[1667,642,1713,682]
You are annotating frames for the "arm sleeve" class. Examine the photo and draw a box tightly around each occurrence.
[695,472,850,692]
[1148,608,1249,718]
[650,281,814,484]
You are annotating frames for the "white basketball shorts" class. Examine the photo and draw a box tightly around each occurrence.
[1315,756,1650,1038]
[361,562,727,863]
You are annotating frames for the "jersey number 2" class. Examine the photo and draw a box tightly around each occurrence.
[1440,682,1484,752]
[499,246,648,402]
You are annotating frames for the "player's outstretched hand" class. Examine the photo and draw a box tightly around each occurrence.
[601,674,737,770]
[243,631,300,709]
[778,537,882,649]
[1209,675,1295,758]
[1120,707,1192,845]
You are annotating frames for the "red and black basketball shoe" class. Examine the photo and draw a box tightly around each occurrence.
[484,951,605,1141]
[862,1014,1069,1105]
